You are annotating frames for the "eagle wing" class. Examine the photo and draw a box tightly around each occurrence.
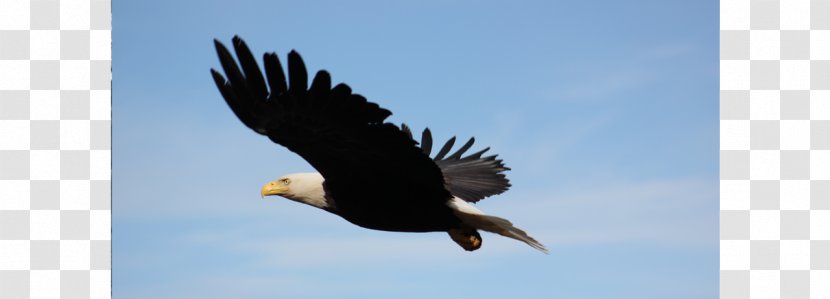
[401,125,511,203]
[211,37,452,209]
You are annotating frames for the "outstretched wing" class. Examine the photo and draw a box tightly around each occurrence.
[211,36,452,211]
[401,124,511,203]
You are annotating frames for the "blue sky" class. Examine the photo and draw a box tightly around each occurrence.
[114,1,718,298]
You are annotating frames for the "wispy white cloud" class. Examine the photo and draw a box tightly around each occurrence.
[539,40,702,103]
[492,177,717,249]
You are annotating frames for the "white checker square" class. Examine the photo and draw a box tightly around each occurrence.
[90,270,111,299]
[89,30,111,60]
[0,180,30,210]
[59,60,91,90]
[811,150,830,180]
[750,150,780,180]
[721,60,750,90]
[721,180,750,210]
[60,120,90,150]
[811,210,830,240]
[721,240,750,270]
[720,0,749,30]
[30,91,61,120]
[780,120,810,150]
[812,31,830,60]
[780,0,810,30]
[59,0,90,30]
[29,150,60,180]
[29,30,61,60]
[0,240,30,270]
[60,240,90,270]
[89,150,110,180]
[780,60,810,90]
[780,240,810,270]
[89,211,110,240]
[30,270,61,299]
[0,0,30,29]
[780,180,810,210]
[29,210,60,240]
[813,271,830,298]
[750,210,780,240]
[749,90,780,120]
[0,61,30,90]
[60,180,90,210]
[90,90,111,120]
[0,120,30,150]
[749,270,780,299]
[749,30,780,60]
[721,120,750,150]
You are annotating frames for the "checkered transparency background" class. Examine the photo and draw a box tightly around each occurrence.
[0,0,111,298]
[721,0,830,298]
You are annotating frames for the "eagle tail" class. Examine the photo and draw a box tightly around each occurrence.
[447,198,548,254]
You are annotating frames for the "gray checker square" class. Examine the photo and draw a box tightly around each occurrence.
[721,270,749,299]
[780,271,809,299]
[90,120,110,150]
[721,150,750,180]
[0,30,29,60]
[0,91,29,120]
[90,240,110,270]
[780,150,810,180]
[30,0,60,30]
[91,0,111,30]
[30,180,60,210]
[90,180,110,210]
[780,91,809,120]
[61,151,90,180]
[750,61,780,90]
[30,120,60,150]
[61,270,89,299]
[750,0,779,29]
[30,60,60,90]
[0,211,29,240]
[812,61,830,90]
[811,240,830,270]
[30,240,60,270]
[750,180,779,210]
[780,31,809,60]
[780,211,809,240]
[750,240,779,270]
[812,120,830,150]
[0,150,29,179]
[60,211,90,240]
[721,91,750,120]
[721,211,749,240]
[60,91,90,120]
[0,271,29,298]
[813,0,830,29]
[91,60,111,90]
[750,120,779,150]
[721,30,749,60]
[813,180,830,210]
[60,31,90,60]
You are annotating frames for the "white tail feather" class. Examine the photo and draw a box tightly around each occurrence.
[448,198,548,254]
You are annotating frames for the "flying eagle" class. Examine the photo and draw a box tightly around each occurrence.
[211,36,547,253]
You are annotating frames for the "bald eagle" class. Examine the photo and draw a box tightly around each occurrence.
[211,36,547,253]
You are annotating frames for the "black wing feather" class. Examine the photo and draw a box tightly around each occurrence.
[416,129,511,203]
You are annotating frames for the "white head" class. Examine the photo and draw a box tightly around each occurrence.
[260,172,329,209]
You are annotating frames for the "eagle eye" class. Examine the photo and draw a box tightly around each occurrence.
[281,178,290,185]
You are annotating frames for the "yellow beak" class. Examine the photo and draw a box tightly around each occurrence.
[260,181,288,198]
